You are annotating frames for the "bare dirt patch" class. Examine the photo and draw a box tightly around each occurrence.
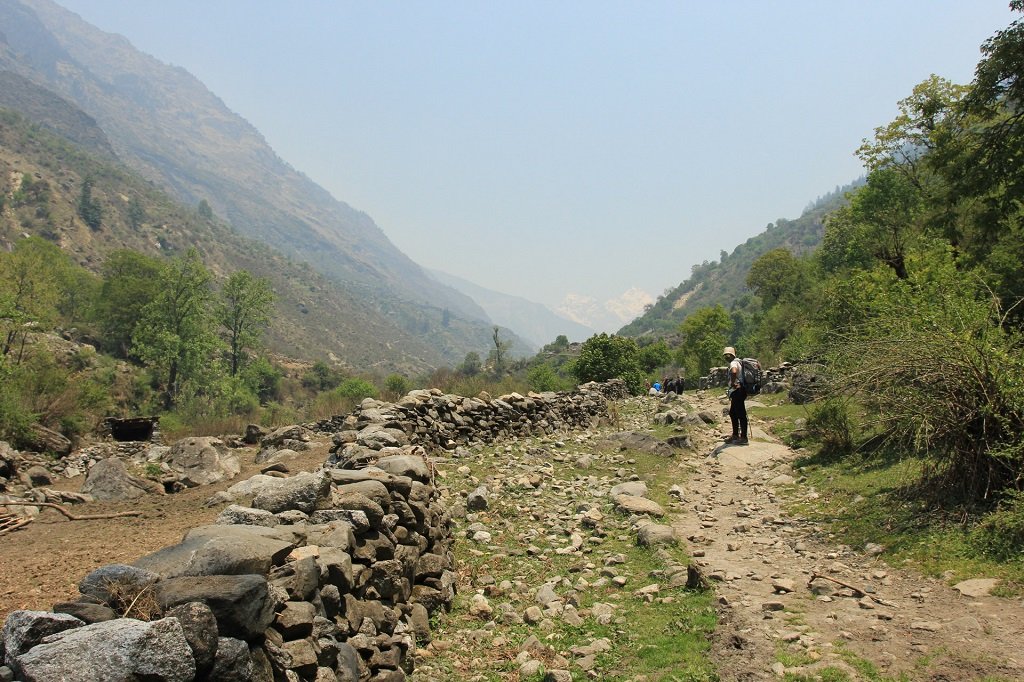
[0,441,329,622]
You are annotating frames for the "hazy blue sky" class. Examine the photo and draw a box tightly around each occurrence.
[57,1,1017,310]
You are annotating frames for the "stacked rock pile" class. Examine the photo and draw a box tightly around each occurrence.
[311,384,611,456]
[1,452,452,682]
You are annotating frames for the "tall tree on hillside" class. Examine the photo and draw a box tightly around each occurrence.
[0,238,61,359]
[490,326,509,376]
[746,248,806,307]
[77,176,102,230]
[96,250,164,358]
[126,195,146,230]
[216,270,275,376]
[132,249,217,408]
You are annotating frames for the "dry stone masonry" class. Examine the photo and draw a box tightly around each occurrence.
[0,383,614,682]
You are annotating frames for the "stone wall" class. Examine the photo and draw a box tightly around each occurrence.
[698,361,795,393]
[1,384,612,682]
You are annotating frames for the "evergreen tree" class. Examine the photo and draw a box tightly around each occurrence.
[77,177,102,230]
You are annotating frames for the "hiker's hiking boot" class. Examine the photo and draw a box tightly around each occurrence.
[725,436,749,446]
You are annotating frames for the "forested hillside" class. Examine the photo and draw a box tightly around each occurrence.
[0,106,522,372]
[619,183,860,338]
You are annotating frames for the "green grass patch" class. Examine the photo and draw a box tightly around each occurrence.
[426,424,720,681]
[787,448,1024,592]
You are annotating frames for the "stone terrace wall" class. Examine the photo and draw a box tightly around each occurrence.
[1,383,613,682]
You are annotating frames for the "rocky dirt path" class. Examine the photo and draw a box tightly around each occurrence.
[678,393,1024,681]
[418,392,1024,681]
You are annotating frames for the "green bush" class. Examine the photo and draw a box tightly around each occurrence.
[806,398,854,456]
[526,363,570,392]
[335,377,378,400]
[0,364,33,446]
[241,356,282,404]
[384,373,409,398]
[823,254,1024,497]
[302,361,342,391]
[621,369,648,396]
[571,333,644,390]
[970,490,1024,562]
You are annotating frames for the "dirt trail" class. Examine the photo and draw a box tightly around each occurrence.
[678,393,1024,681]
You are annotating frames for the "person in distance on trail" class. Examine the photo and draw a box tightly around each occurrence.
[723,346,748,445]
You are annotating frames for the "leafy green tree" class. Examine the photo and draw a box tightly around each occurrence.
[676,305,732,376]
[126,195,147,230]
[0,237,62,358]
[96,250,164,357]
[571,333,643,393]
[384,373,409,398]
[490,326,509,376]
[77,176,102,230]
[638,340,672,373]
[335,377,378,400]
[955,4,1024,224]
[303,360,342,391]
[132,249,218,408]
[845,168,926,280]
[240,356,282,404]
[459,352,482,376]
[527,363,569,392]
[543,335,570,353]
[216,270,275,376]
[821,252,1024,498]
[56,265,101,328]
[746,248,805,307]
[197,198,213,219]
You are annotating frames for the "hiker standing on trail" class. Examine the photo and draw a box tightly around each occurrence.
[723,346,748,445]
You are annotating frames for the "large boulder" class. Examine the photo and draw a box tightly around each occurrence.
[789,367,827,405]
[154,575,276,641]
[251,470,332,514]
[0,441,18,483]
[259,425,311,450]
[78,564,160,606]
[613,494,665,517]
[164,602,219,676]
[133,525,296,578]
[22,424,72,457]
[12,617,195,682]
[597,431,675,456]
[165,437,240,487]
[81,458,158,501]
[208,637,257,681]
[2,611,84,669]
[375,452,431,482]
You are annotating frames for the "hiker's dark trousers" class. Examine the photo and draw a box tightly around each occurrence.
[729,386,748,438]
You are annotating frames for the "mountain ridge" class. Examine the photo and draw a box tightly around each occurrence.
[0,0,518,367]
